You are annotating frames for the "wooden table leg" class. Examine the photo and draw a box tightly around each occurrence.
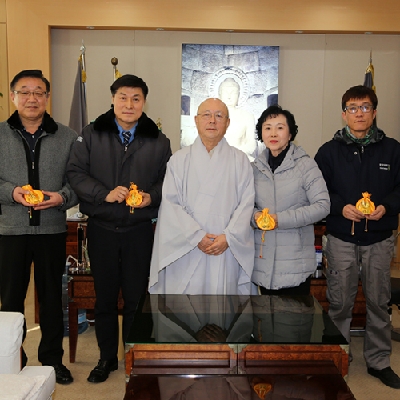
[68,301,79,363]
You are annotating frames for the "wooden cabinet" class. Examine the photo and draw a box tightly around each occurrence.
[310,277,366,328]
[313,223,326,247]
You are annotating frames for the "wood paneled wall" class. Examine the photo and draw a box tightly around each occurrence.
[4,0,400,113]
[0,0,8,119]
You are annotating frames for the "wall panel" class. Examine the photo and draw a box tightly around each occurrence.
[4,1,400,155]
[0,0,8,119]
[51,30,400,156]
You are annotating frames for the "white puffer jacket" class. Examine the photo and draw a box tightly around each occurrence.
[251,143,330,290]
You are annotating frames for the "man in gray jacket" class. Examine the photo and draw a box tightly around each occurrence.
[0,70,78,384]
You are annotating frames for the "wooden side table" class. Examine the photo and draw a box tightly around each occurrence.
[66,221,81,259]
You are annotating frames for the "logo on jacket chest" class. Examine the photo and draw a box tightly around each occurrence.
[379,163,390,171]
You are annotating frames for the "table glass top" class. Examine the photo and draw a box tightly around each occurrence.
[126,294,347,347]
[124,373,355,400]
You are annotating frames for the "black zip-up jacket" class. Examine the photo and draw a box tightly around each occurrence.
[67,109,172,231]
[315,127,400,245]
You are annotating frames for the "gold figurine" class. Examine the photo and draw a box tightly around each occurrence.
[22,184,44,205]
[352,192,375,234]
[251,377,273,399]
[256,208,276,231]
[126,183,142,214]
[22,184,44,219]
[253,382,272,399]
[356,192,375,215]
[256,208,275,259]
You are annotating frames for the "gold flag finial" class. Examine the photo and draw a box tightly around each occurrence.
[364,50,376,93]
[111,58,122,80]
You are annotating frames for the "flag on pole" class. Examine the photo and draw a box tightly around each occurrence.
[363,51,376,93]
[363,51,377,126]
[69,54,88,134]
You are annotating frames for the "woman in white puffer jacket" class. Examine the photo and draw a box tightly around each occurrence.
[251,105,330,295]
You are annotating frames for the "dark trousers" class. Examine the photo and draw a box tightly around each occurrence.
[260,276,312,296]
[0,233,66,365]
[87,220,154,361]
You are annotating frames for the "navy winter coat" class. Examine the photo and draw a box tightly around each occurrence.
[67,109,171,231]
[315,127,400,245]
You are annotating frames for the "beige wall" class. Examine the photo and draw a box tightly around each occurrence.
[4,0,400,155]
[5,0,400,87]
[51,29,400,156]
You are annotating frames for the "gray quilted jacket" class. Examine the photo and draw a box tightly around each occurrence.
[251,143,330,290]
[0,111,78,235]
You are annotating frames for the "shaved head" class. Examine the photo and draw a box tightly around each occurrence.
[197,98,229,118]
[195,98,230,151]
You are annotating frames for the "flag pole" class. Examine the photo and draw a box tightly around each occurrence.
[363,50,376,126]
[80,41,87,92]
[80,40,86,71]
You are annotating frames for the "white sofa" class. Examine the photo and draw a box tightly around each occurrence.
[0,311,55,400]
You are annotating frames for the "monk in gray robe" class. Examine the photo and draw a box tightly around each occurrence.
[149,98,255,295]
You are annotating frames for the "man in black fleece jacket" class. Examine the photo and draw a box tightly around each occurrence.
[315,85,400,389]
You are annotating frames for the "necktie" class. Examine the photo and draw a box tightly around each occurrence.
[122,131,131,146]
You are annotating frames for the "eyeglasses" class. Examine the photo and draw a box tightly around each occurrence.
[344,104,374,114]
[13,90,48,99]
[197,112,228,122]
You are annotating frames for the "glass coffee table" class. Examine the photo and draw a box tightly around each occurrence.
[123,372,355,400]
[125,294,349,381]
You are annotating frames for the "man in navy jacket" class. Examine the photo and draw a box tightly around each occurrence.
[315,85,400,389]
[68,74,171,383]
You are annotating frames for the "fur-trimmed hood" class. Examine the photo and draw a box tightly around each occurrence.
[92,108,160,138]
[7,110,58,133]
[67,107,171,230]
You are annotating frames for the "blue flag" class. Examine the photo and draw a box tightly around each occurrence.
[69,56,88,134]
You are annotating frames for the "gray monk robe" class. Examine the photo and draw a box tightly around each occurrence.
[149,137,255,295]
